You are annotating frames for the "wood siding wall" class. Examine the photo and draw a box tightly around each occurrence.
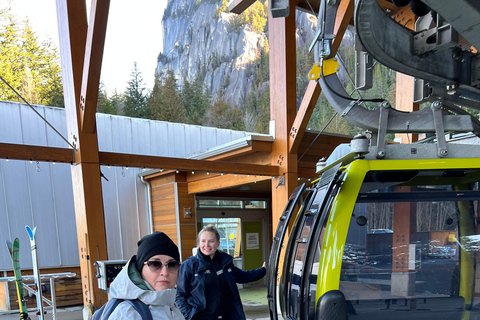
[177,182,197,260]
[150,173,197,262]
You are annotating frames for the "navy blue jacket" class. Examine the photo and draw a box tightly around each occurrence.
[176,250,266,320]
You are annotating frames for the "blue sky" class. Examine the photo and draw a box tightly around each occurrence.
[3,0,168,94]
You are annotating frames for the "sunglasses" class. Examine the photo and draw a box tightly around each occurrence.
[144,260,180,273]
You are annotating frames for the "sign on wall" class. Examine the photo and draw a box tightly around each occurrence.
[246,232,259,250]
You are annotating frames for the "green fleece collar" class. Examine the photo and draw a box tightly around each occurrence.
[128,256,154,291]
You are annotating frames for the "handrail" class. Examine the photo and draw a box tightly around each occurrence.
[0,272,76,320]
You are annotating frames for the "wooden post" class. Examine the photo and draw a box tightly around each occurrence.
[269,0,298,227]
[391,186,417,301]
[56,0,109,312]
[395,73,420,143]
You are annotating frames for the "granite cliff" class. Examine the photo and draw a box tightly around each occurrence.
[157,0,318,107]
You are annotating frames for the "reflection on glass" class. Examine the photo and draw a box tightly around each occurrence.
[339,180,477,319]
[202,218,241,257]
[198,199,242,208]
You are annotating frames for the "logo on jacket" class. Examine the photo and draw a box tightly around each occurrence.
[205,269,211,274]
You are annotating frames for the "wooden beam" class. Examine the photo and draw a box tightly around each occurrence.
[98,151,279,176]
[80,0,110,134]
[289,0,353,156]
[194,152,273,172]
[289,81,322,154]
[0,142,277,178]
[228,0,256,14]
[332,0,355,59]
[0,143,73,163]
[391,3,416,30]
[56,0,87,110]
[188,174,271,194]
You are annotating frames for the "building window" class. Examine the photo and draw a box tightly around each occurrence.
[198,200,243,208]
[202,218,241,257]
[197,199,267,209]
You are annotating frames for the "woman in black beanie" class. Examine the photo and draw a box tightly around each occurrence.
[106,231,185,319]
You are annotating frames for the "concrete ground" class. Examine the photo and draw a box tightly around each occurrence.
[0,286,270,320]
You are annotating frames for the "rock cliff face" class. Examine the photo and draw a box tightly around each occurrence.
[157,0,318,107]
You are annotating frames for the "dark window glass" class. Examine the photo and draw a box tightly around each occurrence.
[339,174,480,319]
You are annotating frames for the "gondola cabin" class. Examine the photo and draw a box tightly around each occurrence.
[268,142,480,320]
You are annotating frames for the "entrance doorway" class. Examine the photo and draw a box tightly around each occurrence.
[196,197,270,286]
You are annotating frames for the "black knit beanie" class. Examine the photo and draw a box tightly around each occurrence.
[135,232,180,271]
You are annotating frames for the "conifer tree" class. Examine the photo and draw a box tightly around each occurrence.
[180,75,210,124]
[123,62,149,118]
[255,87,270,133]
[110,89,124,115]
[40,40,63,107]
[0,7,63,106]
[97,81,117,114]
[204,93,231,128]
[148,77,163,120]
[151,69,187,123]
[204,92,244,130]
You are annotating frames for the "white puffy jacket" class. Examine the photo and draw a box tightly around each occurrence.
[107,257,184,320]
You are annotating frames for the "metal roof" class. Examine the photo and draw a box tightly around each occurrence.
[0,101,264,270]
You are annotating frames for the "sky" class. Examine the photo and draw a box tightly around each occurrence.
[3,0,168,94]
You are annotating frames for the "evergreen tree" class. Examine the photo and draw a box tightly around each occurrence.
[150,69,187,123]
[97,81,117,114]
[256,40,269,85]
[123,62,149,118]
[148,77,163,120]
[237,37,271,134]
[110,89,124,115]
[0,7,63,106]
[256,87,270,133]
[230,106,244,131]
[40,40,63,107]
[180,75,210,124]
[308,93,354,136]
[243,92,257,131]
[297,46,315,103]
[204,94,231,128]
[204,92,244,130]
[242,87,270,134]
[229,1,268,34]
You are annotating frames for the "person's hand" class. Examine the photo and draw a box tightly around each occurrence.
[262,261,266,268]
